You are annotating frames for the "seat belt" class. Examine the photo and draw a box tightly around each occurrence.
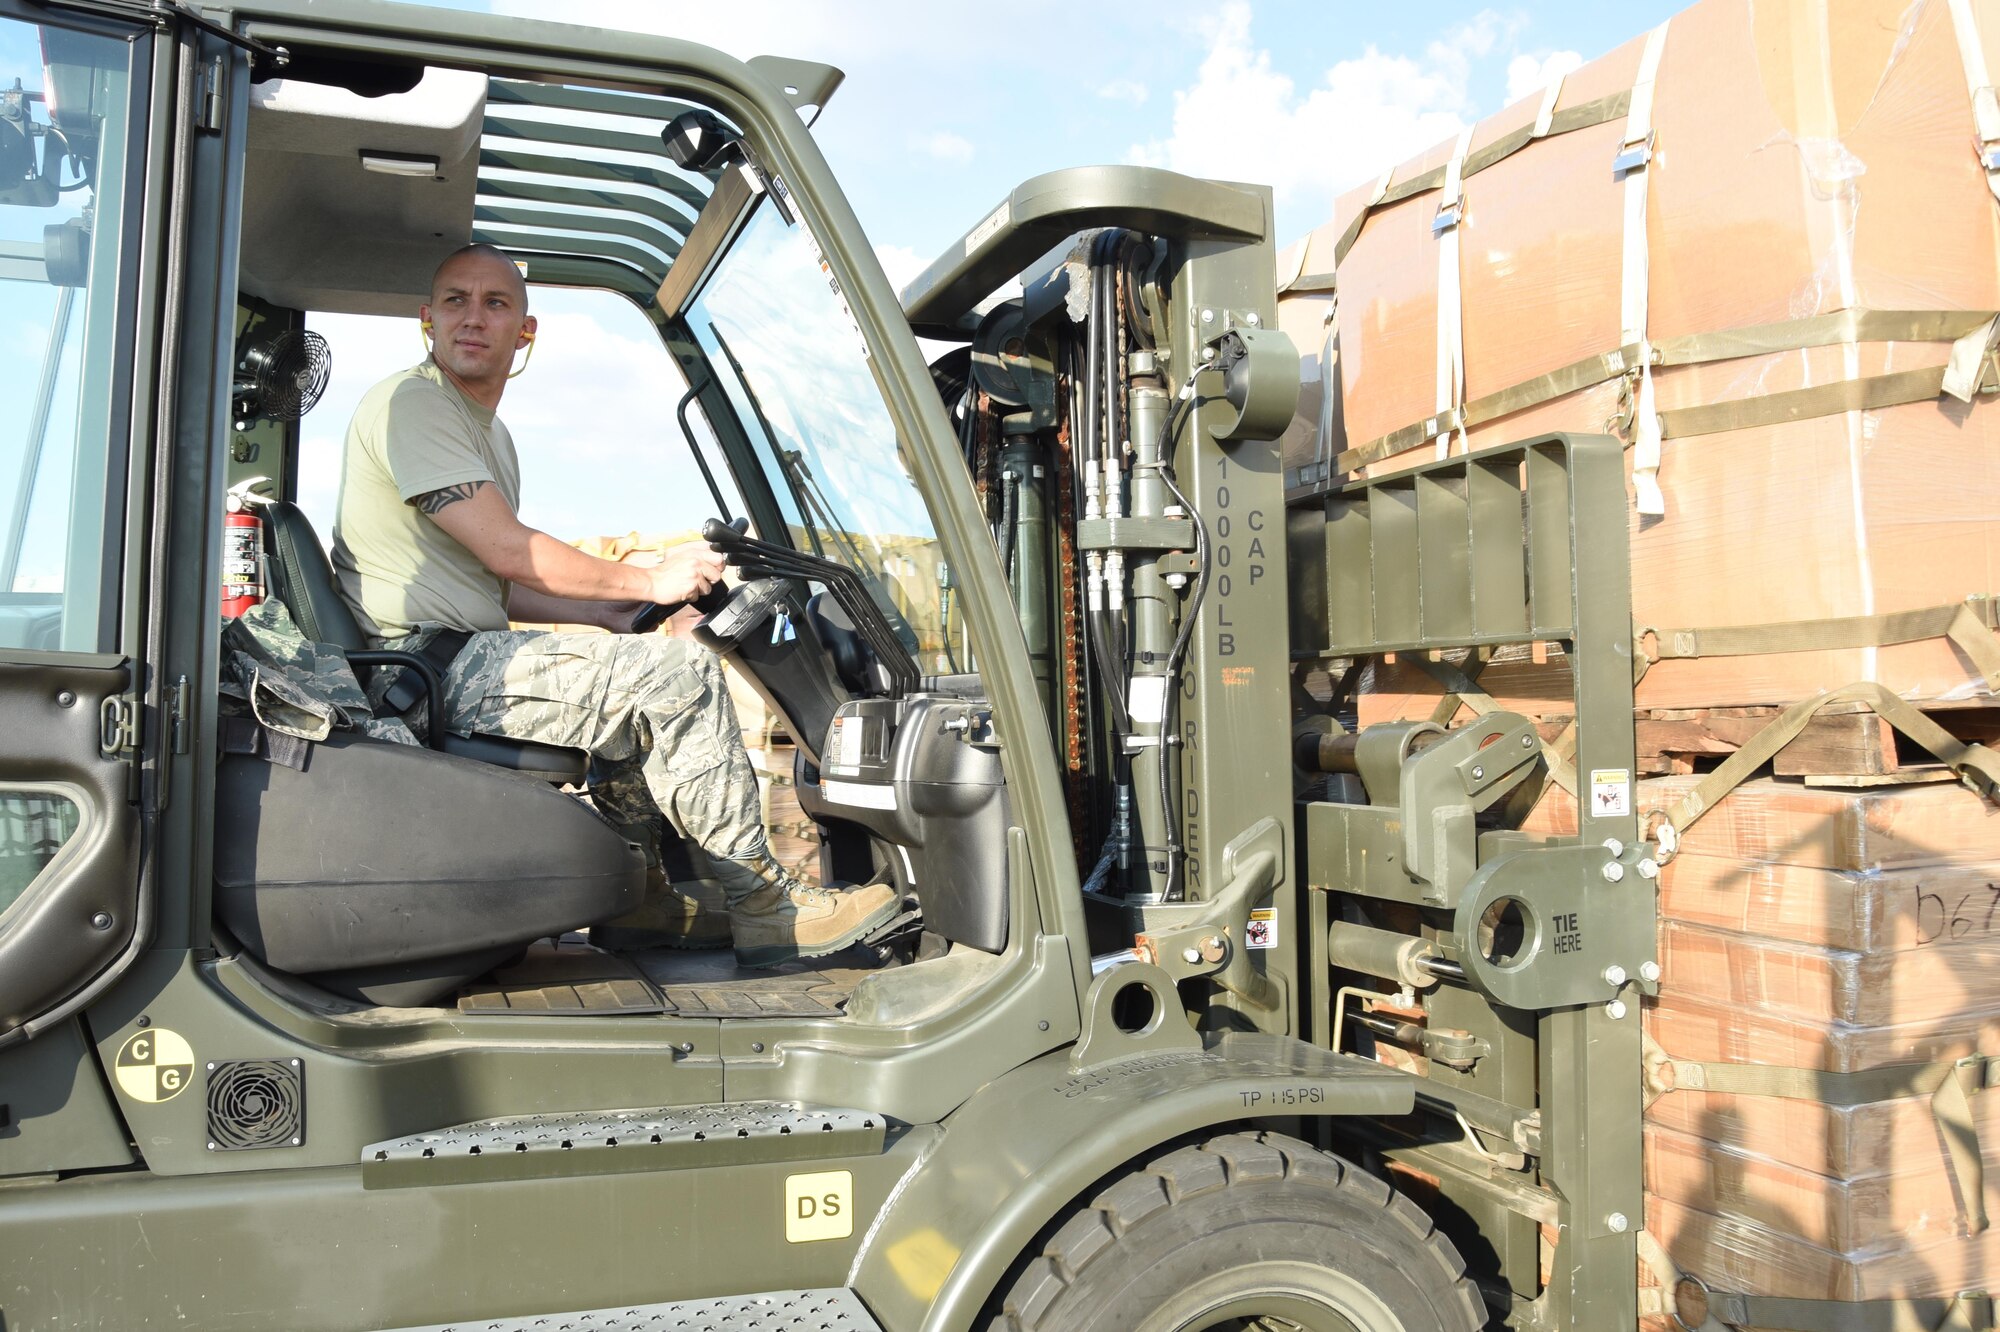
[380,628,473,716]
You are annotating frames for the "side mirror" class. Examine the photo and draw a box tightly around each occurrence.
[660,109,745,173]
[43,219,89,287]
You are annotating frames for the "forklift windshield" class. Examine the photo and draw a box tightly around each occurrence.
[0,15,134,654]
[686,200,957,672]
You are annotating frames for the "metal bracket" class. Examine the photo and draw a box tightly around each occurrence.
[1613,132,1656,175]
[1071,960,1201,1071]
[1126,817,1286,1011]
[98,694,139,758]
[1076,514,1195,553]
[1452,842,1660,1011]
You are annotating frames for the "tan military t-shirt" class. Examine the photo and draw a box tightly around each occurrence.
[331,359,523,642]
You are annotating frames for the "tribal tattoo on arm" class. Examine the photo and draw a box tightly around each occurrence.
[413,480,487,515]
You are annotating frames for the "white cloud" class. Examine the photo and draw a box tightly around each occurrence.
[1127,3,1526,233]
[913,131,974,165]
[1097,79,1149,105]
[1506,49,1584,103]
[874,243,930,294]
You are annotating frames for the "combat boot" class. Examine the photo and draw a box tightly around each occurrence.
[592,862,732,951]
[721,858,902,969]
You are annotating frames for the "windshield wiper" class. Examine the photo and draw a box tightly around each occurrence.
[708,324,825,560]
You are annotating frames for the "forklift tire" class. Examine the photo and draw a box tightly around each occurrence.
[990,1131,1487,1332]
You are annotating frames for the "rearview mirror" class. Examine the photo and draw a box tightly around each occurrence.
[660,108,745,173]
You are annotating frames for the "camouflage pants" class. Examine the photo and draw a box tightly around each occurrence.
[434,631,769,877]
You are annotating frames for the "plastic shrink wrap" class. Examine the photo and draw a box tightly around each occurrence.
[1276,0,2000,718]
[1278,0,2000,1307]
[1531,775,2000,1304]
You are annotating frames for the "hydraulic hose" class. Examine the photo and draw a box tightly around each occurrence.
[1151,380,1207,901]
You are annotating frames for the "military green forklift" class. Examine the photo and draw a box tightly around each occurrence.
[0,2,1657,1329]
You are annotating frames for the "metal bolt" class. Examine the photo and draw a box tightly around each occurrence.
[1200,345,1216,362]
[677,1042,694,1054]
[1606,999,1628,1021]
[1245,311,1260,326]
[1602,964,1627,987]
[1471,765,1485,781]
[1602,838,1625,858]
[1165,573,1188,590]
[1637,858,1660,880]
[1601,861,1625,883]
[89,912,113,930]
[1182,946,1201,964]
[136,1015,150,1028]
[206,1062,216,1072]
[750,1042,765,1054]
[1200,308,1215,325]
[56,690,75,708]
[1640,960,1662,983]
[1521,734,1534,747]
[1038,1020,1050,1031]
[1606,1211,1630,1233]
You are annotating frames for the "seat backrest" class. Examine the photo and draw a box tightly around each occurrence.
[263,500,367,650]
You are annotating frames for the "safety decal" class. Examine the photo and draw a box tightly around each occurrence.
[785,1169,854,1243]
[1590,768,1633,818]
[114,1028,195,1104]
[1246,907,1278,950]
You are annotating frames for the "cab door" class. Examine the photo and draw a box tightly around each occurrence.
[0,0,159,1044]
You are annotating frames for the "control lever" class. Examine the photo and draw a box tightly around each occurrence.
[628,517,748,634]
[700,518,920,698]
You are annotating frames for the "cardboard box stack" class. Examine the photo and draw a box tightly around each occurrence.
[1277,0,2000,1315]
[1278,0,2000,719]
[1531,778,2000,1306]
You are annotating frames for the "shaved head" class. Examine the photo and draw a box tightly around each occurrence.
[422,243,537,407]
[431,243,528,310]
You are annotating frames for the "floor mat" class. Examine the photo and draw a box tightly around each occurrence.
[634,947,866,1018]
[458,941,665,1014]
[457,939,867,1018]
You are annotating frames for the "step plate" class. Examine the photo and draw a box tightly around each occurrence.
[361,1102,885,1189]
[388,1288,882,1331]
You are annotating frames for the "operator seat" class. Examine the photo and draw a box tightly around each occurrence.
[261,499,586,782]
[214,732,645,1006]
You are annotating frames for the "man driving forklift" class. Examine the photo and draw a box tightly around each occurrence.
[329,243,900,967]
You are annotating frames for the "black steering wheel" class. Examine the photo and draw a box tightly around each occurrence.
[627,517,749,635]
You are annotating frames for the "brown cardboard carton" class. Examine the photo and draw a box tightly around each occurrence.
[1282,0,2000,711]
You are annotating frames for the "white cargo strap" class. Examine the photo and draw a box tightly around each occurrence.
[1313,325,1339,473]
[1533,70,1565,140]
[1433,124,1475,460]
[1620,20,1671,515]
[1945,312,2000,401]
[1948,0,2000,206]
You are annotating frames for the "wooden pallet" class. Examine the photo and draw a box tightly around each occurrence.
[1537,702,2000,781]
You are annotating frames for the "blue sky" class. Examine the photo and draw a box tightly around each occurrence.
[6,1,1685,561]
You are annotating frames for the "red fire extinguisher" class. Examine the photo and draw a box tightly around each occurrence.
[222,477,272,619]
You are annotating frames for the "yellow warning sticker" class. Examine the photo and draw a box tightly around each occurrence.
[114,1028,194,1104]
[785,1169,854,1243]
